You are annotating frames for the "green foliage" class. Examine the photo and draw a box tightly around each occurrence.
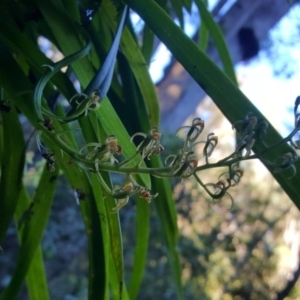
[0,0,300,299]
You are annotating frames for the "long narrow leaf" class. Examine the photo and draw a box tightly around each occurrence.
[194,0,237,84]
[14,186,50,300]
[0,164,59,300]
[0,107,25,244]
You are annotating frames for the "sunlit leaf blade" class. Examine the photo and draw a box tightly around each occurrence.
[91,174,110,299]
[0,107,25,245]
[198,1,209,52]
[194,0,237,84]
[124,0,300,209]
[128,200,150,299]
[15,186,50,300]
[142,25,155,64]
[0,165,59,300]
[150,157,182,299]
[99,172,125,299]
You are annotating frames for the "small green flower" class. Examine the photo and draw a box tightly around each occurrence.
[194,133,218,163]
[79,135,121,167]
[235,131,255,157]
[219,165,244,187]
[272,152,298,179]
[205,180,234,209]
[111,182,141,212]
[111,180,157,212]
[169,151,198,178]
[139,188,158,203]
[176,117,205,142]
[131,127,163,161]
[232,112,257,140]
[70,89,101,116]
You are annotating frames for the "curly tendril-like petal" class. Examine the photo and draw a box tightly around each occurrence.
[235,131,255,157]
[232,112,257,140]
[202,133,218,159]
[219,166,244,187]
[172,151,198,178]
[273,152,298,179]
[79,135,121,166]
[205,180,234,209]
[140,188,158,203]
[254,119,269,139]
[176,117,205,142]
[131,127,162,161]
[111,179,157,211]
[294,96,300,129]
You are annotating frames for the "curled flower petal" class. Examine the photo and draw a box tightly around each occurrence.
[254,119,269,139]
[110,178,156,211]
[112,197,129,212]
[205,180,234,209]
[176,117,205,142]
[140,188,158,203]
[203,133,218,158]
[131,127,162,161]
[111,183,140,212]
[79,135,121,166]
[273,152,298,179]
[219,166,244,187]
[172,151,198,178]
[294,96,300,128]
[232,112,257,140]
[235,131,255,157]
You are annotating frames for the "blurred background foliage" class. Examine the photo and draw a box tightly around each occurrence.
[1,0,300,299]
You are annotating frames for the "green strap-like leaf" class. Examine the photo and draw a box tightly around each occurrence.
[150,157,182,299]
[170,0,185,28]
[15,186,50,300]
[194,0,237,84]
[198,0,209,52]
[0,165,59,300]
[128,199,150,299]
[0,107,25,244]
[91,174,110,299]
[99,172,125,299]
